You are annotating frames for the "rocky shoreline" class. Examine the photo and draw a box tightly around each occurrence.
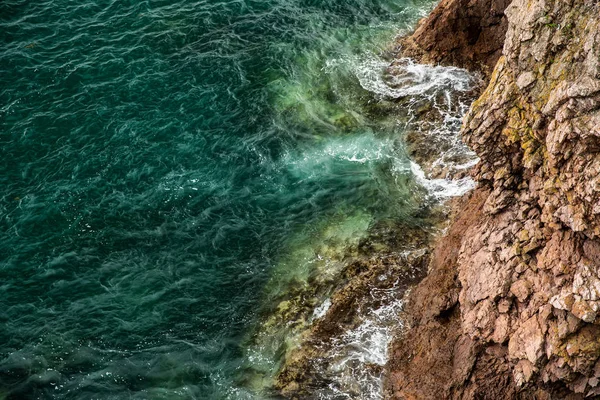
[250,17,484,396]
[260,1,496,397]
[267,59,481,398]
[386,0,600,399]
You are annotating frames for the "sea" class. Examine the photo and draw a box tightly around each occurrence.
[0,0,477,398]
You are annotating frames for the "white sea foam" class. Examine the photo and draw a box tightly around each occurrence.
[410,161,476,199]
[353,57,474,100]
[313,298,332,320]
[281,133,395,180]
[325,51,479,200]
[312,275,415,399]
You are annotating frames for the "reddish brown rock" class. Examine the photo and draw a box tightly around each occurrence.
[386,0,600,398]
[396,0,511,76]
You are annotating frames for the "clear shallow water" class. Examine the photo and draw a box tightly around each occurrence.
[0,0,472,398]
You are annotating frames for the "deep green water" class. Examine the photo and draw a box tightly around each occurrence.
[0,0,474,398]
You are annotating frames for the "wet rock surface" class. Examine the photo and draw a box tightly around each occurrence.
[386,0,600,398]
[274,239,430,398]
[383,60,480,181]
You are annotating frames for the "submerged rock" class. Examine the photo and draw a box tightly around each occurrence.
[274,237,431,398]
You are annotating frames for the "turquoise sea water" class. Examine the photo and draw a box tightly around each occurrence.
[0,0,470,398]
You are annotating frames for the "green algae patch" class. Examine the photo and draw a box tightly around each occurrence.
[239,209,373,393]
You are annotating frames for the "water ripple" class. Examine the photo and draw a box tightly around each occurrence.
[1,0,445,398]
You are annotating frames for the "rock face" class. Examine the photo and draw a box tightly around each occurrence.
[396,0,511,76]
[387,0,600,398]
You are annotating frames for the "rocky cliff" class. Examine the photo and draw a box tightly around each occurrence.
[396,0,511,76]
[386,0,600,398]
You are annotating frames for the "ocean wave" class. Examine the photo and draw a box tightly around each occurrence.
[353,57,475,99]
[410,161,476,199]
